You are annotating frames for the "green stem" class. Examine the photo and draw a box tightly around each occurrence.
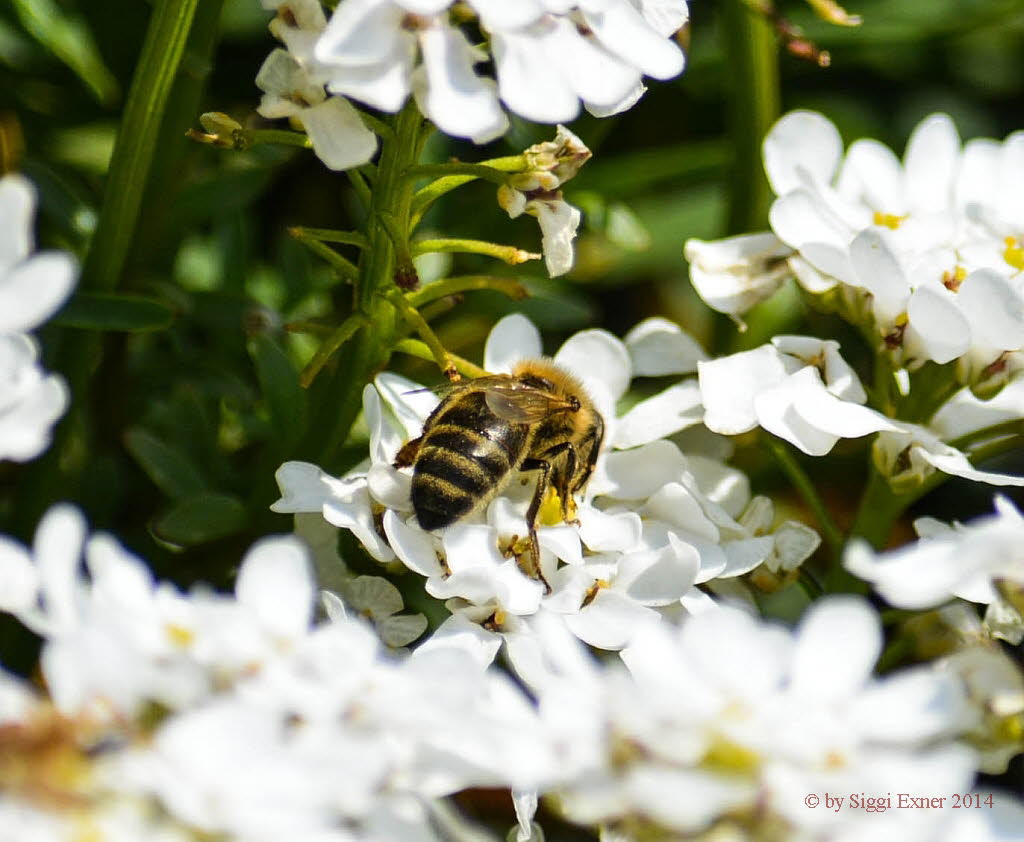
[244,128,311,149]
[721,0,780,234]
[950,419,1024,451]
[411,238,540,265]
[405,162,516,186]
[849,467,902,550]
[356,110,393,141]
[289,227,359,282]
[393,339,487,379]
[409,154,526,225]
[384,289,459,381]
[407,275,529,308]
[82,0,201,291]
[305,103,429,470]
[346,168,372,211]
[766,437,844,555]
[290,227,368,249]
[299,312,369,388]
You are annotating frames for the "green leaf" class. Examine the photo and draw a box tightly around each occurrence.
[52,293,175,332]
[124,429,208,501]
[248,334,307,450]
[10,0,119,105]
[155,492,247,546]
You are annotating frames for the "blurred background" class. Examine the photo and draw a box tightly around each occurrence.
[2,0,1024,675]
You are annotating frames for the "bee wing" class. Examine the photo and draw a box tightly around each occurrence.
[402,375,511,399]
[483,383,566,423]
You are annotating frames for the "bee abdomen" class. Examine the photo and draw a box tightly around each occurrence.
[411,429,518,531]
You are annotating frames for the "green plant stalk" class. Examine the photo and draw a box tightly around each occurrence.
[82,0,200,292]
[346,168,372,210]
[384,288,459,381]
[409,154,526,225]
[393,339,487,379]
[305,104,430,470]
[411,238,539,265]
[721,0,780,234]
[290,227,368,249]
[766,437,844,554]
[289,228,360,282]
[407,275,528,308]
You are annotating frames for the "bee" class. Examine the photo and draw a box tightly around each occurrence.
[394,359,604,577]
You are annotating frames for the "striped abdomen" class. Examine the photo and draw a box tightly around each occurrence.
[411,391,529,531]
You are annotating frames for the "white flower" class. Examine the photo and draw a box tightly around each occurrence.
[698,336,902,456]
[274,313,818,657]
[846,495,1024,643]
[0,174,77,335]
[684,232,794,321]
[873,422,1024,491]
[0,334,68,462]
[692,110,1024,381]
[498,125,591,277]
[0,174,78,463]
[311,0,689,140]
[514,599,977,840]
[256,47,378,171]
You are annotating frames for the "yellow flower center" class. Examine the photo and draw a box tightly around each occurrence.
[165,623,195,647]
[873,211,905,230]
[1003,237,1024,271]
[942,266,967,291]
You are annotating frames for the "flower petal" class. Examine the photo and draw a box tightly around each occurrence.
[0,252,77,334]
[789,597,881,702]
[484,313,543,373]
[235,535,315,638]
[763,111,842,196]
[624,316,707,376]
[698,345,787,435]
[614,381,703,448]
[301,96,378,171]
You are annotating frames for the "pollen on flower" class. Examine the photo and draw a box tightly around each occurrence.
[165,623,194,647]
[824,750,847,770]
[538,486,564,527]
[873,211,906,230]
[581,579,610,608]
[942,266,968,291]
[1002,237,1024,271]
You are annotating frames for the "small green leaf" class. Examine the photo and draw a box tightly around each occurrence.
[52,293,175,332]
[124,429,208,501]
[155,493,247,546]
[10,0,119,105]
[248,334,307,450]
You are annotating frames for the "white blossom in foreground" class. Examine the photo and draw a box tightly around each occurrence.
[846,495,1024,643]
[0,173,78,462]
[0,504,555,842]
[312,0,690,139]
[274,313,819,661]
[513,598,1017,842]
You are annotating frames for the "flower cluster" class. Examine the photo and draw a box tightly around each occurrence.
[686,112,1024,381]
[0,174,78,462]
[274,314,820,663]
[2,506,1021,842]
[256,0,689,168]
[0,505,554,842]
[686,112,1024,490]
[512,599,1024,842]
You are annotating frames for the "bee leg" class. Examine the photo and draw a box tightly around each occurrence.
[520,456,556,593]
[554,444,579,524]
[393,436,422,469]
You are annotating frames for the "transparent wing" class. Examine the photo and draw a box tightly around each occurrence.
[483,381,573,423]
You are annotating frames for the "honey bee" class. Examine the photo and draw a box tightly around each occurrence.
[394,359,604,576]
